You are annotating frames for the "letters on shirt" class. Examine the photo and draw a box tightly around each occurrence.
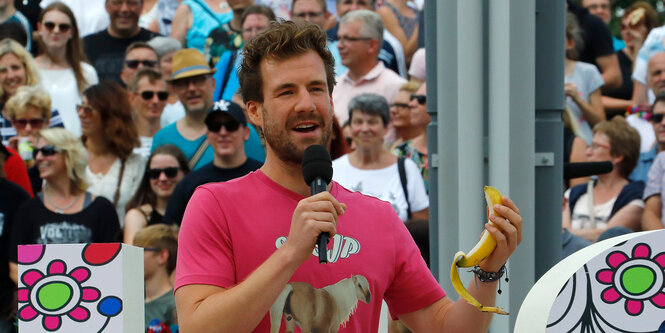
[275,233,361,263]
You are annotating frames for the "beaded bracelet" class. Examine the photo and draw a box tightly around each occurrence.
[470,265,509,294]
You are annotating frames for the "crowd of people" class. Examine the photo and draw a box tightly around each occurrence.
[13,0,665,331]
[0,0,434,331]
[561,0,665,259]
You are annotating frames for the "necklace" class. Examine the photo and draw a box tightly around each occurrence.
[44,186,79,214]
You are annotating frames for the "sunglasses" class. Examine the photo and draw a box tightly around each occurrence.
[125,60,158,69]
[147,167,180,179]
[140,91,169,101]
[143,247,162,252]
[172,75,208,90]
[390,103,411,109]
[652,113,665,123]
[13,118,45,129]
[410,94,426,105]
[32,145,61,159]
[207,120,240,133]
[43,21,71,33]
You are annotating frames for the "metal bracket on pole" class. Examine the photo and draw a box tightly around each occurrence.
[534,152,554,167]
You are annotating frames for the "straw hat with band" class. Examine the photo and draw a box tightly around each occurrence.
[169,48,216,81]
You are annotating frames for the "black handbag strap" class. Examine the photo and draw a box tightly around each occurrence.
[398,157,412,219]
[219,50,237,101]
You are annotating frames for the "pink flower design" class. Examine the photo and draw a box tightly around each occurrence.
[17,259,100,331]
[596,243,665,316]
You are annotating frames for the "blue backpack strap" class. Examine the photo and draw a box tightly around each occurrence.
[568,182,589,214]
[610,181,645,218]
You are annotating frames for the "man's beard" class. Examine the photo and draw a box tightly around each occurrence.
[261,108,333,165]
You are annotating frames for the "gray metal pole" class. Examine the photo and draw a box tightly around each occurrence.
[535,0,565,280]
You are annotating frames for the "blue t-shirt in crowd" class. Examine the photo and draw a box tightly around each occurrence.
[151,123,214,170]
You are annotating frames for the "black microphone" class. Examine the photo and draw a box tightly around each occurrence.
[563,161,613,179]
[302,145,334,264]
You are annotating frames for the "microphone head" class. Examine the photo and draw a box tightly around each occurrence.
[563,161,613,179]
[302,145,333,184]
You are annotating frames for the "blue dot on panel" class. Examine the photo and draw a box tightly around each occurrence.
[98,296,122,317]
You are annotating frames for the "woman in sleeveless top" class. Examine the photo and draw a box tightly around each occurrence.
[377,0,419,63]
[170,0,233,52]
[35,2,98,137]
[79,82,145,227]
[124,144,189,244]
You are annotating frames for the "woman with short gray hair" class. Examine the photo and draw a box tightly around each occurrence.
[332,93,429,222]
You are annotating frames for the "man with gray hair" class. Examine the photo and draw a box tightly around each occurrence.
[332,9,406,127]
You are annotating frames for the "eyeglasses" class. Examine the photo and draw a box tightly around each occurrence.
[390,103,410,109]
[590,142,611,151]
[43,21,71,33]
[172,75,208,90]
[76,104,94,116]
[337,36,372,44]
[242,26,268,34]
[12,118,45,129]
[207,120,240,133]
[143,247,162,252]
[108,0,141,8]
[585,3,610,10]
[651,113,665,123]
[125,60,158,69]
[140,90,169,101]
[32,145,61,159]
[341,0,370,6]
[410,94,426,105]
[147,167,180,179]
[294,11,324,19]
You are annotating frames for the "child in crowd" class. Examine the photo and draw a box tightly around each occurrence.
[133,224,179,330]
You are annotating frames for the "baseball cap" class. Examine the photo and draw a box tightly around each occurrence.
[205,100,247,126]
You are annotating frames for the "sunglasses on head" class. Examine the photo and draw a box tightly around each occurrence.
[43,21,71,33]
[207,120,240,133]
[13,118,45,129]
[140,91,169,101]
[410,94,426,105]
[125,60,158,69]
[32,145,61,159]
[148,167,180,179]
[652,113,665,123]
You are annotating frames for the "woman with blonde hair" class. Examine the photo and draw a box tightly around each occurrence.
[0,38,63,146]
[79,81,144,226]
[8,127,120,284]
[4,85,56,193]
[35,1,99,137]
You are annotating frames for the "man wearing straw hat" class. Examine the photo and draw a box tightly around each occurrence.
[151,49,216,170]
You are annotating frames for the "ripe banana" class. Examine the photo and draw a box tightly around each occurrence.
[450,186,509,315]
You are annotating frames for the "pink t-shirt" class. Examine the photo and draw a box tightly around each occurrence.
[176,170,445,332]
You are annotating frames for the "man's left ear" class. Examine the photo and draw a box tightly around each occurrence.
[243,125,250,141]
[246,101,263,128]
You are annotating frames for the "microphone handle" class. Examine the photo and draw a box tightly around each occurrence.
[311,178,329,264]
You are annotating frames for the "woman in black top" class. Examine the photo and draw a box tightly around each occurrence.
[8,128,120,284]
[0,144,30,332]
[123,144,189,244]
